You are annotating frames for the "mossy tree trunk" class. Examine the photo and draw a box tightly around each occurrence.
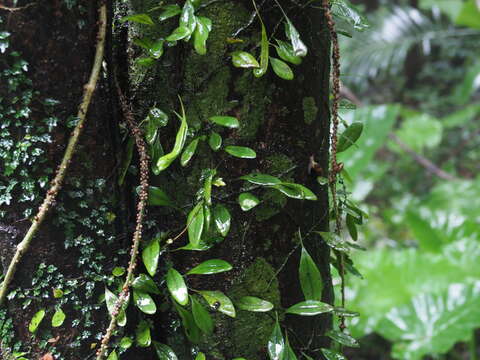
[0,0,333,359]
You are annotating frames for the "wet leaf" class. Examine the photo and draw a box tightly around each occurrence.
[179,0,196,38]
[174,303,203,343]
[270,57,294,80]
[321,348,347,360]
[208,131,222,151]
[142,237,160,277]
[268,316,285,360]
[203,203,211,231]
[236,296,274,312]
[120,13,154,25]
[213,204,231,237]
[181,138,199,166]
[209,116,239,128]
[136,320,151,347]
[327,330,360,348]
[153,341,178,360]
[274,39,302,65]
[272,183,317,200]
[133,290,157,314]
[299,246,323,301]
[187,259,233,275]
[158,4,181,21]
[166,26,192,42]
[253,21,269,77]
[132,273,161,295]
[337,122,363,153]
[231,51,260,68]
[332,0,370,31]
[285,19,307,56]
[136,57,155,67]
[191,296,214,334]
[193,17,212,55]
[286,300,333,316]
[166,268,189,305]
[188,202,204,246]
[199,290,236,318]
[149,39,164,59]
[238,192,260,211]
[240,173,282,185]
[224,146,256,159]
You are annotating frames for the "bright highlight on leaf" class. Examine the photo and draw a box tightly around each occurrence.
[166,268,189,305]
[231,51,260,68]
[187,259,233,275]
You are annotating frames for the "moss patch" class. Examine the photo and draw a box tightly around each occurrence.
[302,97,318,124]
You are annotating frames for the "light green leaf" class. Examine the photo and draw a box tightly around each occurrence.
[193,17,212,55]
[327,330,359,348]
[208,131,222,151]
[51,308,66,327]
[213,204,231,237]
[29,309,45,333]
[240,173,282,185]
[238,192,260,211]
[456,0,480,29]
[236,296,274,312]
[112,266,125,277]
[203,169,215,206]
[120,337,133,349]
[231,51,260,68]
[270,57,294,80]
[253,22,269,77]
[153,341,178,359]
[136,320,151,347]
[331,0,370,31]
[318,231,350,253]
[274,39,302,65]
[224,146,256,159]
[299,246,323,301]
[199,290,236,318]
[179,0,196,38]
[284,336,298,360]
[209,116,239,128]
[133,290,157,314]
[286,300,333,316]
[337,122,363,153]
[191,296,214,335]
[166,26,192,42]
[272,183,317,200]
[142,237,160,276]
[120,13,155,25]
[107,351,118,360]
[195,353,206,360]
[268,316,285,360]
[136,57,155,67]
[285,19,307,56]
[181,138,199,167]
[188,202,204,246]
[166,268,189,305]
[149,39,164,59]
[158,4,181,22]
[203,203,211,231]
[321,348,347,360]
[187,259,232,275]
[392,114,443,153]
[132,273,161,295]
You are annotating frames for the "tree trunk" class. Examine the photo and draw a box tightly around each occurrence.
[0,1,333,359]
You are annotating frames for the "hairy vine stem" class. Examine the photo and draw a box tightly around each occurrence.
[0,3,107,307]
[323,0,347,331]
[96,78,150,360]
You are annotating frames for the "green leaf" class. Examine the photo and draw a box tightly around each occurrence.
[208,131,222,151]
[272,183,317,200]
[285,19,307,57]
[179,0,196,38]
[166,26,192,42]
[188,202,205,246]
[132,273,161,295]
[195,353,206,360]
[270,57,294,80]
[333,307,360,318]
[318,231,350,253]
[299,246,323,301]
[136,320,151,347]
[53,288,64,298]
[142,186,174,207]
[331,0,370,31]
[253,22,269,77]
[187,259,232,275]
[274,39,302,65]
[346,214,358,241]
[327,330,359,348]
[118,137,134,186]
[231,51,260,68]
[174,303,203,343]
[107,351,118,360]
[166,268,189,305]
[120,13,155,25]
[456,0,480,29]
[209,116,240,128]
[158,4,181,21]
[136,57,155,67]
[203,169,215,206]
[236,296,274,312]
[286,300,333,316]
[238,192,260,211]
[149,39,164,59]
[284,336,298,360]
[240,173,282,185]
[153,341,178,360]
[213,204,231,237]
[105,287,127,327]
[29,309,45,333]
[224,146,256,159]
[193,16,212,55]
[199,290,236,318]
[133,290,157,314]
[392,113,443,153]
[181,138,199,167]
[268,317,285,360]
[337,122,363,153]
[133,36,154,50]
[51,308,66,327]
[120,337,133,349]
[191,296,214,334]
[203,203,211,231]
[321,348,347,360]
[142,237,160,276]
[112,266,125,277]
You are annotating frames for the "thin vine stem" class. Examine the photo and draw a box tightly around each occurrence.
[0,3,108,307]
[96,78,150,359]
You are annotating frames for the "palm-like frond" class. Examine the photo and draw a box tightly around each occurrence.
[341,6,479,83]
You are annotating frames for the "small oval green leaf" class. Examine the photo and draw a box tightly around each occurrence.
[142,237,160,276]
[272,183,317,200]
[326,330,360,348]
[187,259,233,275]
[231,51,260,68]
[120,13,154,25]
[51,308,66,327]
[270,57,294,80]
[136,320,151,347]
[195,353,206,360]
[238,192,260,211]
[120,337,133,349]
[132,273,161,295]
[166,26,191,41]
[193,16,212,55]
[133,290,157,314]
[158,4,181,21]
[240,173,282,185]
[286,300,333,316]
[213,204,231,237]
[166,268,189,305]
[29,309,45,333]
[268,316,285,360]
[274,39,302,65]
[299,246,323,301]
[337,122,363,153]
[209,116,240,128]
[181,138,199,167]
[236,296,274,312]
[224,146,256,159]
[188,202,204,246]
[208,131,222,151]
[112,266,125,277]
[321,348,347,360]
[199,290,236,318]
[141,186,174,207]
[107,351,118,360]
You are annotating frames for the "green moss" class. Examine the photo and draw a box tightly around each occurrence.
[302,97,318,124]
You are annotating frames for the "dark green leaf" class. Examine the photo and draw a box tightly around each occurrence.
[187,259,233,275]
[253,22,269,77]
[142,237,160,276]
[181,138,199,167]
[240,173,282,185]
[166,268,189,305]
[120,13,155,25]
[337,122,363,153]
[231,51,260,68]
[238,192,260,211]
[272,183,317,200]
[51,308,66,327]
[133,37,154,50]
[327,330,359,348]
[321,348,347,360]
[166,26,191,42]
[142,186,174,207]
[268,317,285,360]
[224,146,256,159]
[274,39,302,65]
[208,131,222,151]
[132,273,161,295]
[203,169,215,206]
[270,57,294,80]
[193,16,212,55]
[209,116,240,128]
[191,296,214,335]
[136,320,151,347]
[179,0,196,38]
[213,204,231,237]
[158,4,181,21]
[346,214,358,241]
[285,19,307,56]
[284,336,298,360]
[149,39,164,59]
[175,303,203,343]
[136,57,155,67]
[299,246,323,301]
[318,231,350,253]
[236,296,274,312]
[133,290,157,314]
[286,300,333,316]
[153,341,178,360]
[199,290,236,318]
[118,137,134,186]
[188,202,204,246]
